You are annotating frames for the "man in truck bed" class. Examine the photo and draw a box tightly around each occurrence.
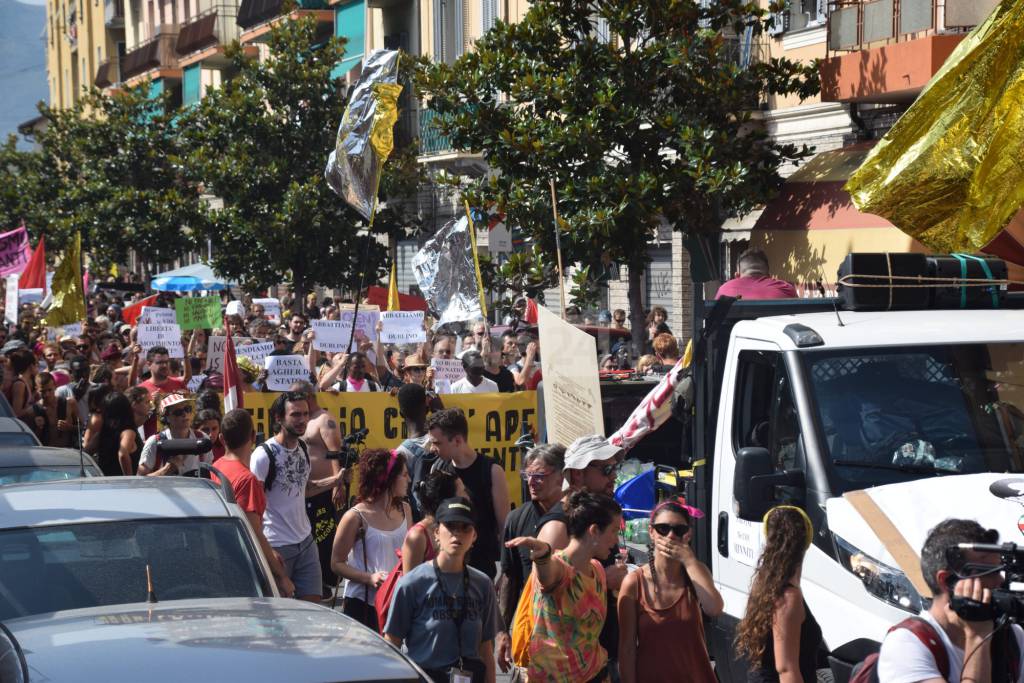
[716,249,797,300]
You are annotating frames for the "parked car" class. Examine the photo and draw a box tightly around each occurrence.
[0,598,429,682]
[0,446,101,485]
[0,417,41,447]
[0,476,279,621]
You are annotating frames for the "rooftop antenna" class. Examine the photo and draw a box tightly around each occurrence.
[818,279,845,327]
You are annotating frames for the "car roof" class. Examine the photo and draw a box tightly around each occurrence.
[3,598,424,682]
[0,446,101,471]
[0,477,232,528]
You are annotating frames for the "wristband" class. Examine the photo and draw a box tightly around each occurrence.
[531,542,552,562]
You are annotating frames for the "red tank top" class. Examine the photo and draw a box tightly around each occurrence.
[634,569,717,683]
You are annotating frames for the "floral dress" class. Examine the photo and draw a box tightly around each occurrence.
[527,551,608,682]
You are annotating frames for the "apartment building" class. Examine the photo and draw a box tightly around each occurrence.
[46,0,126,108]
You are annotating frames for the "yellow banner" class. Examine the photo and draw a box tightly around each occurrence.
[241,391,538,505]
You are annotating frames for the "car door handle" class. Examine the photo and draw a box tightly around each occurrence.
[717,511,729,558]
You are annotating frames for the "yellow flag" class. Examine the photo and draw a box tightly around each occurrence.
[109,262,118,278]
[387,261,400,311]
[44,233,86,327]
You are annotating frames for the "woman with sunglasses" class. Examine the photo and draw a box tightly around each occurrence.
[735,506,821,683]
[331,448,412,631]
[506,490,623,683]
[137,392,212,476]
[617,499,723,683]
[385,496,498,683]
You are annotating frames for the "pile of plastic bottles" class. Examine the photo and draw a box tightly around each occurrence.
[622,518,650,545]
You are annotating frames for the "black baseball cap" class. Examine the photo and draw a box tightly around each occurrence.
[436,497,476,527]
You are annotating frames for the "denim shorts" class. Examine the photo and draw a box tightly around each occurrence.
[275,535,323,599]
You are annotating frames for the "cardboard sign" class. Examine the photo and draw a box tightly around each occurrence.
[264,354,309,391]
[4,274,18,326]
[175,295,222,330]
[431,357,465,395]
[380,311,426,344]
[61,322,83,337]
[240,391,538,506]
[0,226,30,276]
[225,300,244,317]
[253,297,281,323]
[236,341,274,367]
[537,305,603,445]
[139,306,177,326]
[138,323,185,358]
[206,335,254,374]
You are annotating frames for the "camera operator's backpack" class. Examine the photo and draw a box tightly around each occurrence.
[261,440,310,492]
[849,617,949,683]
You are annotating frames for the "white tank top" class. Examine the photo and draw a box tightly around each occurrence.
[342,509,408,602]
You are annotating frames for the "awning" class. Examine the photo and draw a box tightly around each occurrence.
[751,142,1024,293]
[151,263,234,292]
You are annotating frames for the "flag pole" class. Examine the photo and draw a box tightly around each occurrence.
[549,179,567,320]
[463,200,488,320]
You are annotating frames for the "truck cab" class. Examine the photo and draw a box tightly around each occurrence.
[684,297,1024,682]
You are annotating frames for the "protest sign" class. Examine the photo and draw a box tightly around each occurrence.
[236,341,274,367]
[187,375,207,393]
[138,323,185,358]
[4,275,17,326]
[0,226,30,276]
[206,336,253,373]
[264,354,309,391]
[253,297,281,323]
[61,322,83,337]
[431,357,465,394]
[339,305,379,350]
[311,319,352,353]
[380,311,425,344]
[139,307,177,325]
[175,295,222,330]
[240,390,537,505]
[537,305,603,446]
[225,300,244,317]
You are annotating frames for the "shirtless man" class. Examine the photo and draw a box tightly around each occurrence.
[290,381,347,598]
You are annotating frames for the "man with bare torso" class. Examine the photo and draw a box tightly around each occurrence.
[291,381,347,597]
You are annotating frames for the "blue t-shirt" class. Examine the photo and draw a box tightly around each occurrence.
[384,560,498,669]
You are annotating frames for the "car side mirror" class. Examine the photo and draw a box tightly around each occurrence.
[733,446,805,521]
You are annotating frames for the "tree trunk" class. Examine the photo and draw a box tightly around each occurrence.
[627,258,646,359]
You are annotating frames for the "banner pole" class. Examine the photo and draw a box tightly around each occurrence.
[549,179,567,320]
[464,200,488,319]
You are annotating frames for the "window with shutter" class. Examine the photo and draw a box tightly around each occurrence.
[481,0,497,34]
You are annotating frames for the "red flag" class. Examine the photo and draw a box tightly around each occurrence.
[19,235,45,289]
[121,294,159,326]
[523,298,539,324]
[223,327,243,411]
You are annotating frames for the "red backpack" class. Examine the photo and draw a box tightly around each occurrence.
[849,617,949,683]
[374,522,436,633]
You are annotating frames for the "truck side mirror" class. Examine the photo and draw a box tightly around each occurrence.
[733,447,806,521]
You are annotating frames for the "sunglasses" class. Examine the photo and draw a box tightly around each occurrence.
[652,523,690,538]
[587,461,620,477]
[76,344,91,350]
[169,407,192,417]
[521,470,553,482]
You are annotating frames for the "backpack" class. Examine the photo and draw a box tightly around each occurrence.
[511,570,538,667]
[849,617,949,683]
[261,439,310,492]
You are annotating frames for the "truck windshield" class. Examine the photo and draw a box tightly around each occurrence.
[802,344,1024,491]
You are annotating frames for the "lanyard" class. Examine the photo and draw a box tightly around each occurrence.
[432,558,471,666]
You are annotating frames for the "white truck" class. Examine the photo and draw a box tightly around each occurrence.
[683,288,1024,682]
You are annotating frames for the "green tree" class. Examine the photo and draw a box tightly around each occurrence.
[183,15,421,305]
[29,87,206,269]
[420,0,818,352]
[0,135,52,234]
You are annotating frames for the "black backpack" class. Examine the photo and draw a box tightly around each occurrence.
[261,439,310,492]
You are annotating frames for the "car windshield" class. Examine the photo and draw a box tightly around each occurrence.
[0,518,266,621]
[0,433,40,447]
[803,343,1024,491]
[0,466,93,486]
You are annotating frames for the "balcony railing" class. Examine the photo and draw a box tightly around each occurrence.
[418,107,454,155]
[104,0,124,28]
[827,0,998,52]
[177,5,239,55]
[237,0,325,30]
[121,26,179,80]
[94,57,120,87]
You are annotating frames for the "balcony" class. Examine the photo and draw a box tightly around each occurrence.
[237,0,326,29]
[177,6,241,60]
[94,58,120,88]
[418,107,453,156]
[121,26,180,81]
[104,0,124,28]
[821,0,999,103]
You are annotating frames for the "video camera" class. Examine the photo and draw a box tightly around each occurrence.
[155,437,214,478]
[952,542,1024,623]
[325,428,368,468]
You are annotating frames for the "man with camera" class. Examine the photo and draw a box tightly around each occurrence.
[250,391,345,602]
[137,393,212,477]
[877,519,1024,683]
